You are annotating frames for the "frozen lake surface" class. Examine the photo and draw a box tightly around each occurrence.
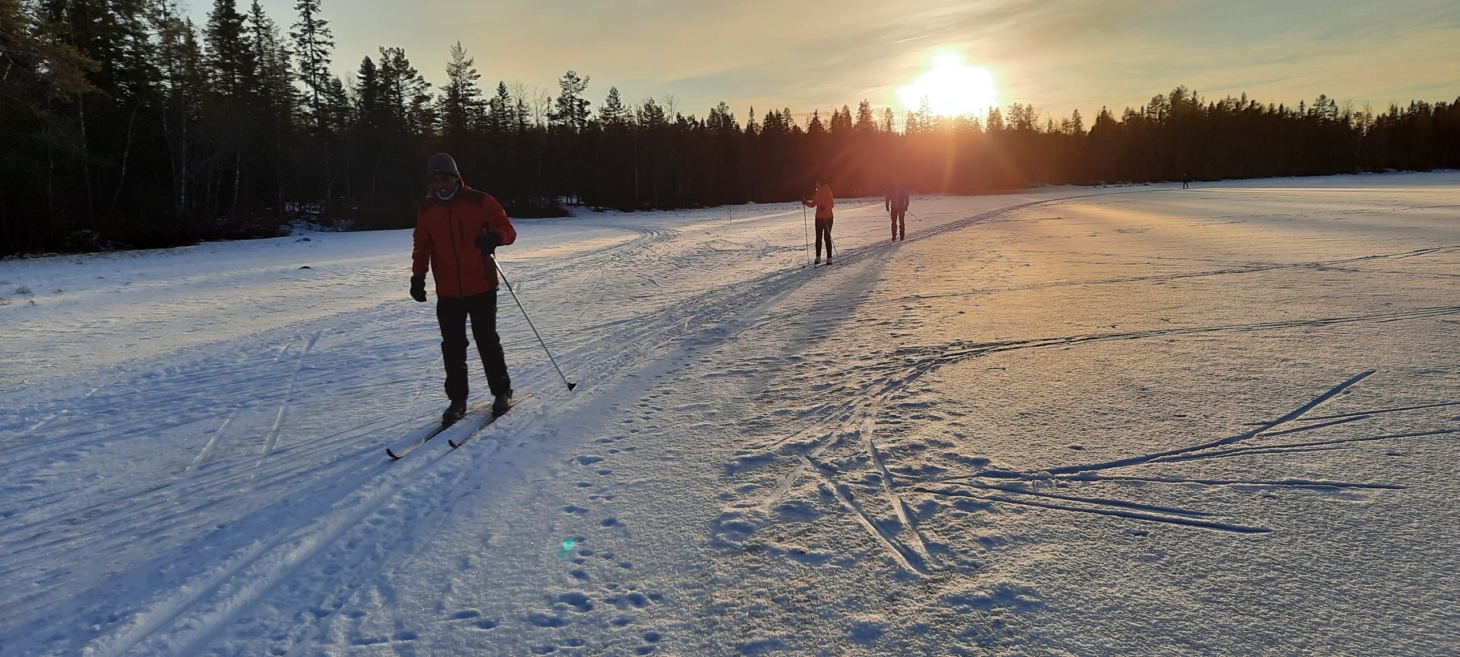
[3,172,1459,655]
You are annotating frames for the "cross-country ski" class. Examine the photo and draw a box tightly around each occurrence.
[448,395,531,449]
[385,400,490,460]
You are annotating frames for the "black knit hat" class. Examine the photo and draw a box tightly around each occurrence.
[426,153,460,179]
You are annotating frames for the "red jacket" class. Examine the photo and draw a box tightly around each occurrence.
[412,185,517,297]
[803,185,834,220]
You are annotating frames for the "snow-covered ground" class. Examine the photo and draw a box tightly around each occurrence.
[3,172,1459,655]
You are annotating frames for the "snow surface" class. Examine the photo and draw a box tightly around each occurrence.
[3,173,1460,655]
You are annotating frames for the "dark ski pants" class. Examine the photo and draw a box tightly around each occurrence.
[815,217,834,260]
[890,210,906,240]
[437,290,511,401]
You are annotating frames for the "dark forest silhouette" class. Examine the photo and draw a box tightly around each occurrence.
[3,0,1459,256]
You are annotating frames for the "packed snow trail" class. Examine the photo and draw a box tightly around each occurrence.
[3,173,1460,654]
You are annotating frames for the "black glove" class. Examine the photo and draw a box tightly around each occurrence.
[474,231,501,256]
[410,276,427,302]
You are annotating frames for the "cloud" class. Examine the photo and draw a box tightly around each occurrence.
[210,0,1460,119]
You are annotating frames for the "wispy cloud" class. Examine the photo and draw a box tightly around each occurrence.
[220,0,1460,118]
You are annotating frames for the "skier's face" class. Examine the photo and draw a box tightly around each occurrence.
[431,173,459,196]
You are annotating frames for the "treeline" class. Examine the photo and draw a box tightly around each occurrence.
[3,1,1459,256]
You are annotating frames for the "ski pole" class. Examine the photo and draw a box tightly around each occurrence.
[801,203,810,267]
[490,255,577,391]
[907,211,924,222]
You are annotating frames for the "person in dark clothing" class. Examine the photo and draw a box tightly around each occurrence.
[885,176,910,241]
[410,153,519,421]
[802,177,835,265]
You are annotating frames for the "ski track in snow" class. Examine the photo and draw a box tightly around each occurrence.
[4,173,1460,654]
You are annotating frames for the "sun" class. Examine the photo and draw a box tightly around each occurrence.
[897,54,1000,117]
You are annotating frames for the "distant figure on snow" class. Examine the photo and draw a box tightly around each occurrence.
[803,177,835,265]
[410,153,519,423]
[886,176,910,241]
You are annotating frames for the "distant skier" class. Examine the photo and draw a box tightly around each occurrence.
[885,176,910,241]
[410,153,519,423]
[802,177,835,265]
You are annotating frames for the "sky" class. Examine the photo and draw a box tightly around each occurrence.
[197,0,1460,124]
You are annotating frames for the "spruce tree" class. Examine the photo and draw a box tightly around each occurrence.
[204,0,256,101]
[855,100,876,132]
[439,42,483,140]
[246,1,294,121]
[354,56,384,131]
[830,105,852,133]
[487,81,514,134]
[807,109,825,136]
[290,0,333,135]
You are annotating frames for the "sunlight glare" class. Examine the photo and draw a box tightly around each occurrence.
[898,54,999,117]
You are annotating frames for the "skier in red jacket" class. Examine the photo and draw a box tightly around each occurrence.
[802,177,835,265]
[410,153,518,421]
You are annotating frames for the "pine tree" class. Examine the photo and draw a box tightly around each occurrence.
[549,70,590,131]
[377,46,433,136]
[707,101,737,132]
[599,86,629,126]
[636,97,667,129]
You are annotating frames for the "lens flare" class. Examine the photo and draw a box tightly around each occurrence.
[898,54,1000,117]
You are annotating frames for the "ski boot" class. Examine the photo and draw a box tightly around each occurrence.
[443,399,467,424]
[493,389,513,416]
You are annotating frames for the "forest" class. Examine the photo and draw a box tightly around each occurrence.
[4,0,1459,255]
